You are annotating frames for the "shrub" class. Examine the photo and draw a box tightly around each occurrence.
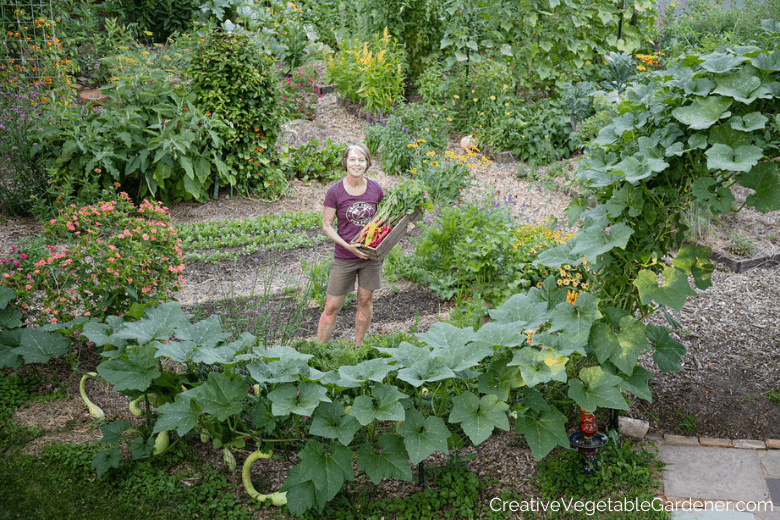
[32,44,226,212]
[0,192,183,324]
[188,29,287,199]
[326,27,406,114]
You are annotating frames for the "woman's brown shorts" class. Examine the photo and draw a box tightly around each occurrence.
[327,258,383,296]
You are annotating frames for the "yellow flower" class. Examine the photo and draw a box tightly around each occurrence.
[453,95,459,99]
[412,168,417,173]
[426,150,436,156]
[490,95,496,100]
[473,98,478,102]
[502,84,508,90]
[566,290,579,305]
[637,64,646,71]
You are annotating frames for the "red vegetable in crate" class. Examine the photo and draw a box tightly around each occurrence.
[353,179,431,244]
[368,225,392,248]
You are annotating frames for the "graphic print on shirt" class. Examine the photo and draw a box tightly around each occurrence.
[346,201,373,226]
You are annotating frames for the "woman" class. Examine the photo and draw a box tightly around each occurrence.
[316,142,383,347]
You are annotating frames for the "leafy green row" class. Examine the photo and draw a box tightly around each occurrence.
[177,210,326,262]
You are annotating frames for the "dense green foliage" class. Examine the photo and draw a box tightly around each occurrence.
[540,23,780,314]
[188,29,287,199]
[534,432,668,519]
[394,196,592,304]
[102,0,203,43]
[32,52,226,208]
[3,0,780,517]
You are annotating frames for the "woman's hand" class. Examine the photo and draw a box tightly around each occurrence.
[344,243,369,260]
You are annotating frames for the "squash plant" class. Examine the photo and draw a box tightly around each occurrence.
[72,274,679,515]
[539,21,780,315]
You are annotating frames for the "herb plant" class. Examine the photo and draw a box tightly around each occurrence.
[365,103,448,175]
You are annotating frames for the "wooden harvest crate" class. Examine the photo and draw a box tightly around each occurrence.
[351,209,422,261]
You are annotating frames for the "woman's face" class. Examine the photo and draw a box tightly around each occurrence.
[346,149,367,178]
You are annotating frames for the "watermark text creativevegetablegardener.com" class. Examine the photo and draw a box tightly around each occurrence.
[489,497,775,516]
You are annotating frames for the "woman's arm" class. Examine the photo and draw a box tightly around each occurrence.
[322,206,368,259]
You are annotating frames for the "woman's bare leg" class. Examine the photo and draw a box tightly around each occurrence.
[354,287,374,347]
[316,293,346,344]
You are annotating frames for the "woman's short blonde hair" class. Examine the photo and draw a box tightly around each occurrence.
[341,142,372,171]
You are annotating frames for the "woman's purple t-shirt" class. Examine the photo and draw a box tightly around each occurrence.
[324,178,383,261]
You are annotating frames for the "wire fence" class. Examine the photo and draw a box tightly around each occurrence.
[1,0,56,82]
